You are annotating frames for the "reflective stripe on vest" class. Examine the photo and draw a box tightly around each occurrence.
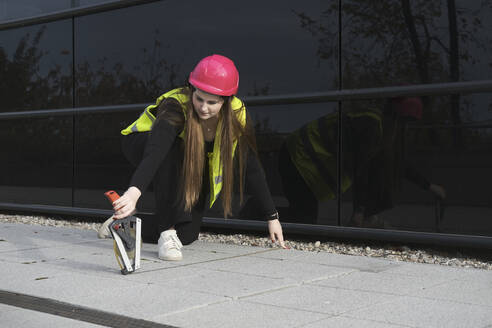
[121,87,246,208]
[207,103,245,207]
[121,88,187,135]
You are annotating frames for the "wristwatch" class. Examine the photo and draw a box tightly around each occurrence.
[266,211,279,220]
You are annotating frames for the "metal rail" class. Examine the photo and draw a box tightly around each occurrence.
[0,0,162,31]
[1,80,491,120]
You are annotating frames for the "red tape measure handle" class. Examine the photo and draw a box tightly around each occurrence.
[104,190,120,203]
[104,191,121,221]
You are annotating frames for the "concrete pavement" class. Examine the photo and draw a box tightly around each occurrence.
[0,222,491,327]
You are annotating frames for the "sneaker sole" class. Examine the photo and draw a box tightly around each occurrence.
[158,255,183,261]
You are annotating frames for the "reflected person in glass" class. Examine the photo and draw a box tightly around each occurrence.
[279,95,446,228]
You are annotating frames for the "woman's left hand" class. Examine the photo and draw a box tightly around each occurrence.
[268,219,288,249]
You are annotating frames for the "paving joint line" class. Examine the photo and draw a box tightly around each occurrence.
[242,298,339,316]
[133,248,279,274]
[236,270,358,301]
[236,283,302,300]
[301,269,359,284]
[151,299,233,318]
[341,313,418,328]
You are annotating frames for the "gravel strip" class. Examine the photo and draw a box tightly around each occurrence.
[1,213,491,270]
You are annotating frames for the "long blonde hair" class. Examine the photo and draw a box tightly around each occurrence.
[158,87,256,218]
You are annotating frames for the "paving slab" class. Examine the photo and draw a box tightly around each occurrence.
[409,278,492,307]
[192,253,356,282]
[345,296,492,328]
[242,284,400,316]
[0,223,96,247]
[309,269,455,296]
[153,300,331,328]
[1,222,491,328]
[143,266,296,298]
[72,283,229,320]
[0,261,72,293]
[297,315,410,328]
[0,304,101,328]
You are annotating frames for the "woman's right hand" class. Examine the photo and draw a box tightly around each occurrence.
[112,186,141,219]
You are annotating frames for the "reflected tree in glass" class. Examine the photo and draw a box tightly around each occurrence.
[294,0,492,148]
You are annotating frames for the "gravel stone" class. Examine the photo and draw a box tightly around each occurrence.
[1,213,491,270]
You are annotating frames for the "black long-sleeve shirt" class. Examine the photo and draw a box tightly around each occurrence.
[129,109,277,218]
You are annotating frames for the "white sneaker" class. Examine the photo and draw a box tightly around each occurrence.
[97,216,114,239]
[158,230,183,261]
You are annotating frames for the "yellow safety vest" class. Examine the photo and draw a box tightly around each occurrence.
[286,110,382,201]
[121,87,246,208]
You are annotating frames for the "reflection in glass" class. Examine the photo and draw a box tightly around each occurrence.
[293,0,492,88]
[340,97,443,229]
[0,20,72,112]
[74,0,340,221]
[0,117,73,206]
[0,20,73,206]
[75,0,337,108]
[341,94,492,237]
[239,103,339,225]
[277,110,340,225]
[73,111,156,212]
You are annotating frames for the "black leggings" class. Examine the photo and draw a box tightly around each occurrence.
[121,133,209,245]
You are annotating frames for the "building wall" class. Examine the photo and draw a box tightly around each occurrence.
[0,0,491,237]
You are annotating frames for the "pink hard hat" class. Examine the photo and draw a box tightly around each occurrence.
[188,54,239,96]
[392,96,423,120]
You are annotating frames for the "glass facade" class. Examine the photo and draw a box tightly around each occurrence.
[74,0,336,107]
[0,21,72,112]
[0,0,491,240]
[337,0,492,236]
[73,0,337,214]
[0,19,73,206]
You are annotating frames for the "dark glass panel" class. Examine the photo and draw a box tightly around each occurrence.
[340,0,492,88]
[0,20,73,206]
[340,94,492,237]
[74,0,337,107]
[0,20,72,112]
[0,117,72,206]
[74,0,339,221]
[205,102,339,225]
[72,111,155,212]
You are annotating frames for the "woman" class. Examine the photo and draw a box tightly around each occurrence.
[112,54,286,260]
